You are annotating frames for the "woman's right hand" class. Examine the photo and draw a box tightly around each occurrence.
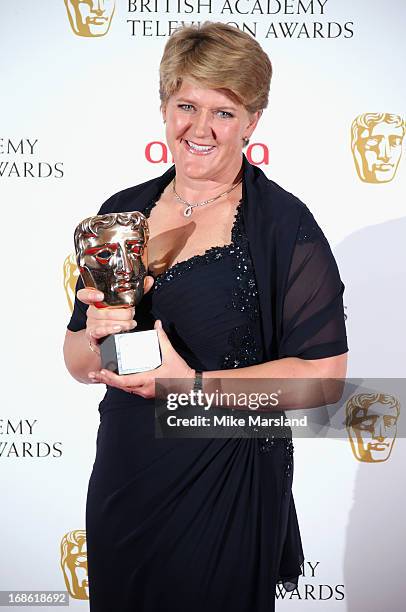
[77,276,155,347]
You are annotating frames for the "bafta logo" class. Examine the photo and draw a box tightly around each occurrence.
[64,0,115,37]
[60,530,89,600]
[351,113,405,183]
[346,393,400,463]
[63,253,80,313]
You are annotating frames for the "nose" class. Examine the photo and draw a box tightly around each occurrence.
[377,136,391,162]
[373,417,386,441]
[90,0,105,13]
[192,109,215,140]
[115,246,132,275]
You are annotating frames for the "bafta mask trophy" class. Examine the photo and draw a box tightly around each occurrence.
[74,212,161,374]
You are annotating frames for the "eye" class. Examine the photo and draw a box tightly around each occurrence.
[217,110,234,119]
[95,250,114,264]
[85,246,115,264]
[127,243,143,255]
[365,138,378,146]
[357,418,375,430]
[390,136,402,146]
[96,250,112,259]
[178,104,194,112]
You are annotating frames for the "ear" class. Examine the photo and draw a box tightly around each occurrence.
[245,110,262,138]
[161,103,167,123]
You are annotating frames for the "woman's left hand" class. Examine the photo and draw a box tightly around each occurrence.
[88,320,195,398]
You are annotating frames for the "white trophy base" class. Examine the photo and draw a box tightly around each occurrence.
[100,329,162,375]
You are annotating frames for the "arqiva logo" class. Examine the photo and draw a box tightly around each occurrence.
[145,141,270,166]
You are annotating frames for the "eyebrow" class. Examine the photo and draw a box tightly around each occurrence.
[85,243,118,254]
[362,131,403,138]
[176,98,237,111]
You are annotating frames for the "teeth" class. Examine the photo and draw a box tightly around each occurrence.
[186,140,214,151]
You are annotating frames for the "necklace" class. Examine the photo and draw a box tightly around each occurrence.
[172,177,242,217]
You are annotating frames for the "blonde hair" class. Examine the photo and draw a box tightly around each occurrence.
[159,22,272,115]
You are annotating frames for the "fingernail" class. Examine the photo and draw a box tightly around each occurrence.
[156,319,162,330]
[113,325,122,331]
[131,321,137,328]
[88,372,96,379]
[94,293,103,300]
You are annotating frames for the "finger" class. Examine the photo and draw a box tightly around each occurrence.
[154,319,172,351]
[77,288,104,305]
[88,370,118,384]
[87,373,103,384]
[143,275,155,295]
[88,319,137,334]
[95,369,148,389]
[89,321,137,339]
[136,384,155,399]
[88,305,135,321]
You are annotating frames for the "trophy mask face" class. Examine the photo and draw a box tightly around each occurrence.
[347,398,399,463]
[64,0,115,37]
[75,213,149,308]
[354,121,404,183]
[60,531,89,600]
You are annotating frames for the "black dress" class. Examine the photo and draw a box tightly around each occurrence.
[67,157,348,611]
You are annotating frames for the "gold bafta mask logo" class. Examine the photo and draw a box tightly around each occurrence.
[351,113,405,183]
[64,0,115,37]
[63,253,80,313]
[346,393,400,463]
[60,530,89,600]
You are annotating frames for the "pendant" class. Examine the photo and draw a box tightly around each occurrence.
[184,205,193,217]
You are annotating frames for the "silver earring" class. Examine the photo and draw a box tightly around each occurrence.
[242,137,249,147]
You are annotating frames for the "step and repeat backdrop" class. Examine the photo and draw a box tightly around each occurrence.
[1,1,405,610]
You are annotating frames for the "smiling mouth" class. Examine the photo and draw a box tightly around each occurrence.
[183,139,216,155]
[116,286,133,293]
[375,164,393,170]
[368,444,389,450]
[114,280,134,292]
[87,17,108,24]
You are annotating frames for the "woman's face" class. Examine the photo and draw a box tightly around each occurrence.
[162,80,261,182]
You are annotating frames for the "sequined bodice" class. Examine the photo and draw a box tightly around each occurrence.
[143,197,263,373]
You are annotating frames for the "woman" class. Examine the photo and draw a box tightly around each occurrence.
[64,22,348,612]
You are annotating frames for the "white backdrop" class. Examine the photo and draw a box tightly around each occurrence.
[1,1,405,610]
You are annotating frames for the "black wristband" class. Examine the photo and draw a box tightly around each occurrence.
[193,370,203,392]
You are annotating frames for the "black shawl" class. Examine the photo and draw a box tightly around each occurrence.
[68,154,348,362]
